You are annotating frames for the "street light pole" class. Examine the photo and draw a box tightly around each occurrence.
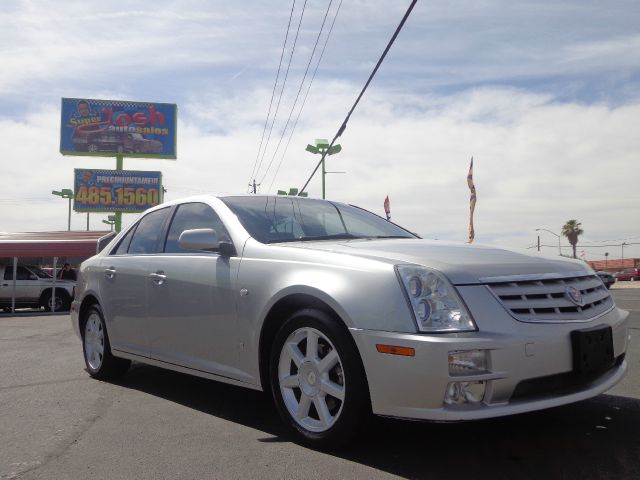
[305,139,342,199]
[535,228,561,255]
[52,188,74,231]
[102,214,116,232]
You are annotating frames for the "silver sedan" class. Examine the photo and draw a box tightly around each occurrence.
[71,195,629,448]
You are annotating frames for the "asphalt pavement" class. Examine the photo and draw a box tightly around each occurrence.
[0,290,638,480]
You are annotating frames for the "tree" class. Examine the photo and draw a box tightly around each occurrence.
[561,220,584,259]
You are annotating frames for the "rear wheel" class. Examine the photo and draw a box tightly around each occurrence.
[82,304,130,380]
[270,309,369,449]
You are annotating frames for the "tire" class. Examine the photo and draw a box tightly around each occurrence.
[41,290,70,312]
[269,309,370,449]
[82,304,130,380]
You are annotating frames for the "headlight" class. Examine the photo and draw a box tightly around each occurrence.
[396,264,477,333]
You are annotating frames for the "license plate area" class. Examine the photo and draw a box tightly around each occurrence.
[571,325,614,377]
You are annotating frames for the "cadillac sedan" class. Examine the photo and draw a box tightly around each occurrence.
[71,195,629,448]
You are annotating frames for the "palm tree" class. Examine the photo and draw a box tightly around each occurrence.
[561,220,584,259]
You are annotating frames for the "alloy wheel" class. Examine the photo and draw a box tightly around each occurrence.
[84,312,105,371]
[277,327,345,433]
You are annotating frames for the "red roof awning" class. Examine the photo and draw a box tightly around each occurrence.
[0,231,116,257]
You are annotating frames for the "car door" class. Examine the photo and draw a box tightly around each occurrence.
[145,202,242,378]
[3,266,40,305]
[98,207,172,357]
[0,266,14,304]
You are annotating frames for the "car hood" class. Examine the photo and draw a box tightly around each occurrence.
[284,239,590,285]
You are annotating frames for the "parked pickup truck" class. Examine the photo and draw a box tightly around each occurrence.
[0,264,75,312]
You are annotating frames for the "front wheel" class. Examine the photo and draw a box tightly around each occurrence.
[82,304,130,380]
[270,309,370,448]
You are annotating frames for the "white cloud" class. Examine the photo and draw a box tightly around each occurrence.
[0,1,639,263]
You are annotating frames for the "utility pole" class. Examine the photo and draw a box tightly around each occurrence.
[249,179,260,194]
[52,188,74,231]
[537,236,540,252]
[305,139,342,199]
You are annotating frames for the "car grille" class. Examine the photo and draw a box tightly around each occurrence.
[484,273,614,323]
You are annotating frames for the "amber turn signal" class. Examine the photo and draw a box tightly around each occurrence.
[375,344,415,356]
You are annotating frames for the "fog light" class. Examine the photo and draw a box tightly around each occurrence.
[448,350,488,376]
[444,381,486,405]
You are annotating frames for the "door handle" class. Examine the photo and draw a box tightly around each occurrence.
[104,267,116,279]
[149,271,167,285]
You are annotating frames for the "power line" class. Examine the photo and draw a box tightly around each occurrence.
[259,0,335,187]
[298,0,418,195]
[253,0,308,188]
[536,242,640,248]
[268,0,343,192]
[248,0,297,190]
[580,235,640,244]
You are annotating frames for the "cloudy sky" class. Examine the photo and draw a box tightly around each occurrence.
[1,0,639,261]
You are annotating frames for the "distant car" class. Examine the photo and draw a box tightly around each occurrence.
[0,264,74,312]
[596,271,615,289]
[73,131,162,154]
[614,268,640,282]
[71,195,630,448]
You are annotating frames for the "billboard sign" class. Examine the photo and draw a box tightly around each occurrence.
[74,169,163,213]
[61,98,177,159]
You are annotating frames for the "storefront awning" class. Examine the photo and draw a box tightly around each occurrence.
[0,231,116,258]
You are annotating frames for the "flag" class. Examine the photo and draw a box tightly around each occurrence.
[467,157,476,243]
[383,195,391,221]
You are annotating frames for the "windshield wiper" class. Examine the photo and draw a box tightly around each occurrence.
[296,234,362,242]
[369,235,414,239]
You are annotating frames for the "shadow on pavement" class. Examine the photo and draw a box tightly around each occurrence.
[113,362,640,480]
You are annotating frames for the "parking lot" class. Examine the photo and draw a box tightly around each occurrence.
[1,289,638,480]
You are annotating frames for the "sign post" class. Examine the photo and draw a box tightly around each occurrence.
[116,154,123,232]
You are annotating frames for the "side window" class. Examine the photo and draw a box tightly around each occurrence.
[111,224,137,255]
[6,266,33,280]
[127,208,171,254]
[164,203,231,253]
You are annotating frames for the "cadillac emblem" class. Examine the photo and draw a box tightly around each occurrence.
[565,286,585,307]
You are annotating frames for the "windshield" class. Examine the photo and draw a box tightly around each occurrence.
[28,266,52,278]
[221,196,418,244]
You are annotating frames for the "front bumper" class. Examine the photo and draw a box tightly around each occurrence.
[349,287,629,422]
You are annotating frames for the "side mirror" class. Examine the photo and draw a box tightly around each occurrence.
[178,229,235,257]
